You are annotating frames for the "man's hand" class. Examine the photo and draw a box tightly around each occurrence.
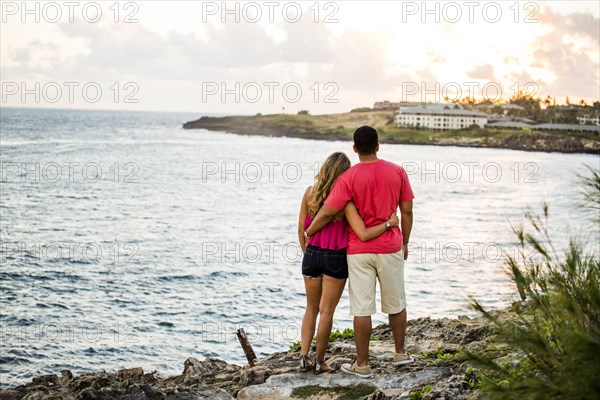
[403,243,409,261]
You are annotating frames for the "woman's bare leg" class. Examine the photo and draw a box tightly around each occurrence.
[300,276,323,357]
[315,275,346,361]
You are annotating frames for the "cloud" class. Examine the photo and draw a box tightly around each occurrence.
[415,68,437,84]
[2,17,419,112]
[428,52,446,64]
[323,29,412,91]
[177,23,280,68]
[2,39,67,77]
[538,8,599,45]
[3,3,597,112]
[6,19,337,81]
[528,8,600,99]
[467,64,496,80]
[502,56,520,64]
[532,35,599,98]
[278,18,335,63]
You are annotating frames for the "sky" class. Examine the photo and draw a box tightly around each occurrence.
[1,0,599,114]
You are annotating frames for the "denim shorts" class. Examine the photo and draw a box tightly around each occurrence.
[302,245,348,280]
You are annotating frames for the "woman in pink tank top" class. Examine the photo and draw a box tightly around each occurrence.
[297,152,399,373]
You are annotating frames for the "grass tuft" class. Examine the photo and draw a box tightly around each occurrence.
[291,384,377,399]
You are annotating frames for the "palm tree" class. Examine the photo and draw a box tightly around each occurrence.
[543,96,552,108]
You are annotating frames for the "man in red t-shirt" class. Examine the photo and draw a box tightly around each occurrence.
[305,126,414,378]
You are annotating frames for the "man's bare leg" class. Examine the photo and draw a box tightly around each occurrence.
[389,308,407,353]
[354,315,372,367]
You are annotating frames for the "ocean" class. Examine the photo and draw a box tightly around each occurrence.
[1,107,598,387]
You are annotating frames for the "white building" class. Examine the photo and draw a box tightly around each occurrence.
[395,106,488,130]
[533,123,599,134]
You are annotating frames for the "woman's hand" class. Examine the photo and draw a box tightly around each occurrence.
[302,238,309,253]
[388,212,399,227]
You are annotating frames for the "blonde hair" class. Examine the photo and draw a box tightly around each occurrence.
[308,152,351,217]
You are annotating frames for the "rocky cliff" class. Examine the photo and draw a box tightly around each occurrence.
[0,311,506,400]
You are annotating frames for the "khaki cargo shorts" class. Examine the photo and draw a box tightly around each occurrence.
[347,249,406,316]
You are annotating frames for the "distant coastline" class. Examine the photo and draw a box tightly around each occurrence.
[183,110,600,155]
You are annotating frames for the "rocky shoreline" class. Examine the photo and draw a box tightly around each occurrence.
[0,311,504,400]
[183,114,600,154]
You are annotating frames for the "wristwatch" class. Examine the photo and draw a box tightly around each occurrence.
[385,221,392,231]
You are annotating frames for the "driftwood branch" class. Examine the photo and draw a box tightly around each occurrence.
[236,328,257,367]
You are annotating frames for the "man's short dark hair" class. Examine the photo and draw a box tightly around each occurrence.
[353,126,379,155]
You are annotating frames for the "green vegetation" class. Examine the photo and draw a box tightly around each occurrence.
[291,385,322,398]
[450,94,599,124]
[329,328,356,341]
[418,349,455,362]
[289,328,377,350]
[416,348,469,364]
[409,385,433,399]
[468,166,600,399]
[291,383,377,399]
[461,366,482,390]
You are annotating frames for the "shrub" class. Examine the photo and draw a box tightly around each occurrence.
[468,166,600,399]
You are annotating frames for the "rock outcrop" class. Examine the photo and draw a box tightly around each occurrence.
[0,313,501,400]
